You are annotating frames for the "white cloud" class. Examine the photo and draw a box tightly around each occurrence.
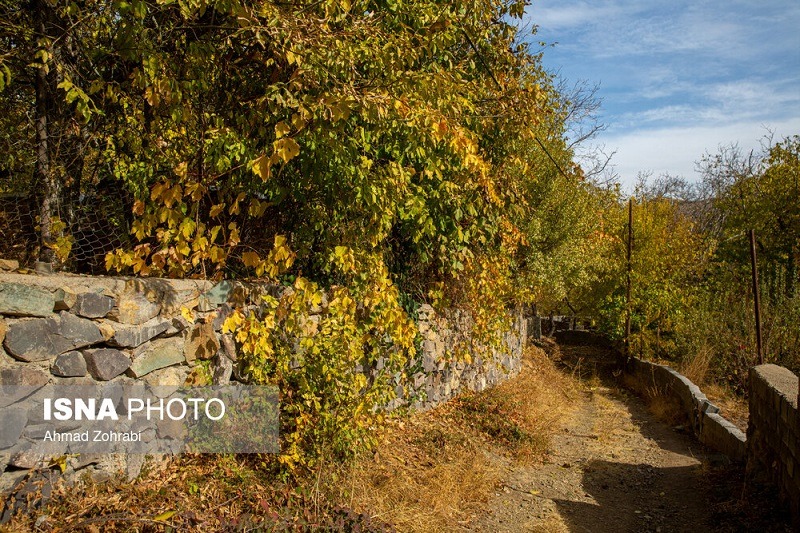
[610,77,800,130]
[600,118,800,191]
[527,0,800,192]
[704,79,800,116]
[530,0,799,62]
[530,0,753,59]
[614,105,699,126]
[526,1,628,31]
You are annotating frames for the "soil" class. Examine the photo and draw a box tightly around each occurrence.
[468,332,794,533]
[702,384,750,432]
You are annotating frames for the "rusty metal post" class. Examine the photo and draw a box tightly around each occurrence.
[749,229,764,365]
[625,198,633,366]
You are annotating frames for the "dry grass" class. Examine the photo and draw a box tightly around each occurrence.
[620,373,687,427]
[642,386,687,427]
[328,415,499,532]
[702,382,749,431]
[588,393,631,443]
[2,453,394,532]
[678,344,714,386]
[677,346,750,431]
[325,345,577,532]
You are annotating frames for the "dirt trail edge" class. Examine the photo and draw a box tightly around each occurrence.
[468,333,787,533]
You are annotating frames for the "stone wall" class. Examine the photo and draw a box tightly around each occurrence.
[0,273,227,487]
[625,357,746,461]
[0,271,524,488]
[614,353,800,523]
[408,304,525,410]
[747,364,799,526]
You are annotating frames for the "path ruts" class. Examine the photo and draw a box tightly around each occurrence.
[468,332,791,533]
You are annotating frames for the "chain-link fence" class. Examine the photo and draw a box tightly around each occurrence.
[0,183,130,275]
[0,182,284,278]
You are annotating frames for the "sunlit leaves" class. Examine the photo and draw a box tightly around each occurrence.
[0,62,11,92]
[78,0,594,466]
[251,153,273,181]
[596,194,712,357]
[273,137,300,163]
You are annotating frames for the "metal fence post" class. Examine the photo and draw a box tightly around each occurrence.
[749,229,764,365]
[625,197,633,366]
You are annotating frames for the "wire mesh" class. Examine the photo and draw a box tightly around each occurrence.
[0,184,131,275]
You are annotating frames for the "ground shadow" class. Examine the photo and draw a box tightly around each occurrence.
[551,459,708,533]
[551,457,792,533]
[553,330,709,458]
[549,331,794,533]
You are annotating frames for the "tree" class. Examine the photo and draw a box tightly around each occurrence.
[699,135,800,300]
[1,0,618,466]
[1,0,113,264]
[594,182,711,358]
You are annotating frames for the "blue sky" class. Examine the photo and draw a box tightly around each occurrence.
[523,0,800,190]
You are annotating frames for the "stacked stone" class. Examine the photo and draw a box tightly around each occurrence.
[0,280,240,383]
[404,304,526,411]
[747,364,799,526]
[0,276,247,486]
[0,272,527,487]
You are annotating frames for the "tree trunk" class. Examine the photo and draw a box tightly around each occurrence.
[33,0,60,264]
[34,56,57,263]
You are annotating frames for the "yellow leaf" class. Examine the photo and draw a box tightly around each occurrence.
[228,223,241,246]
[179,218,196,239]
[433,118,448,140]
[49,455,68,473]
[251,154,272,181]
[209,245,226,263]
[104,252,117,271]
[275,121,290,139]
[248,199,268,217]
[174,161,188,178]
[230,193,246,215]
[181,306,196,325]
[209,203,225,217]
[150,181,166,202]
[185,182,205,201]
[242,251,261,268]
[328,100,350,122]
[132,199,145,216]
[175,241,190,257]
[273,137,300,163]
[153,510,177,522]
[222,312,244,334]
[291,113,306,131]
[209,225,222,243]
[192,235,209,253]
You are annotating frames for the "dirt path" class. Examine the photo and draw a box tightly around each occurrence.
[469,334,767,533]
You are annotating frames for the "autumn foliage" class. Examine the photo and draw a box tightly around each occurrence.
[3,0,795,467]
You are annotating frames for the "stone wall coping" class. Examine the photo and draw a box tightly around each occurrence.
[752,364,798,409]
[626,356,745,461]
[705,412,746,442]
[0,272,214,295]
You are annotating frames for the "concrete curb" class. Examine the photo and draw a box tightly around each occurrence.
[626,357,746,461]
